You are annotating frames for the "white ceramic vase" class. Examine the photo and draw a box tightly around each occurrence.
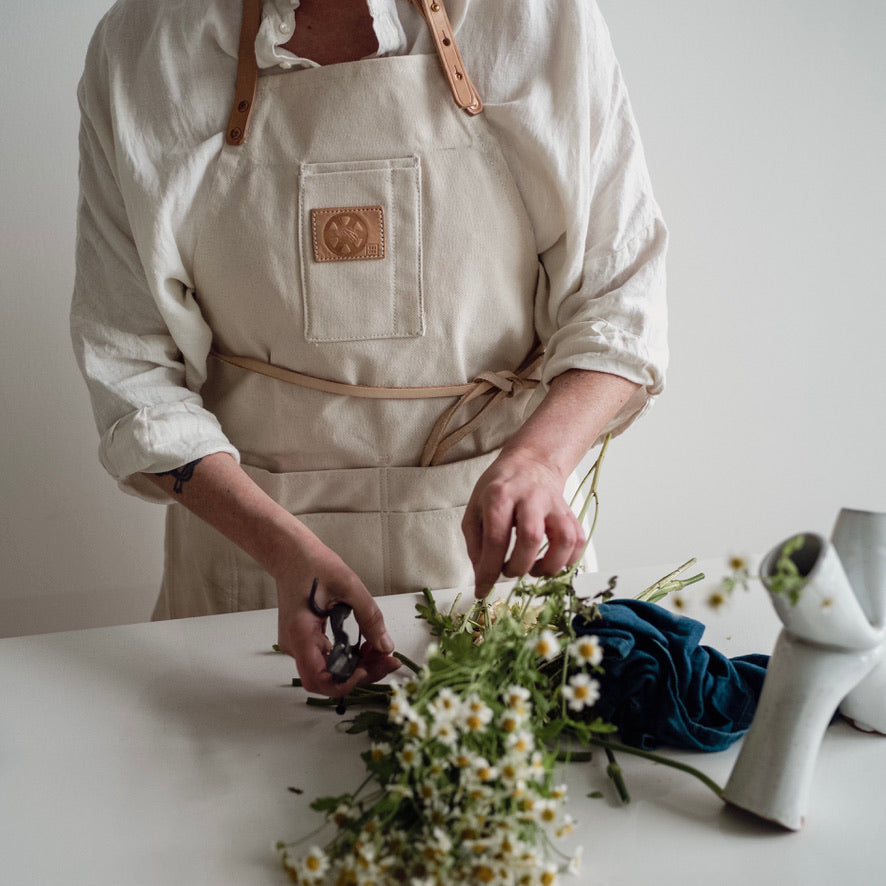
[831,507,886,632]
[722,516,886,830]
[832,508,886,732]
[722,631,880,830]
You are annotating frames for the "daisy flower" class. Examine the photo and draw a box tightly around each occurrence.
[298,845,329,880]
[368,741,391,764]
[529,628,561,662]
[462,693,494,732]
[402,709,427,741]
[428,716,458,747]
[503,684,531,710]
[472,756,499,782]
[527,751,546,782]
[506,729,535,756]
[539,862,560,886]
[536,799,558,824]
[397,743,420,770]
[387,684,412,724]
[568,635,603,668]
[549,783,568,800]
[561,672,600,712]
[499,710,524,733]
[431,686,462,721]
[556,813,576,838]
[499,755,529,785]
[568,846,584,875]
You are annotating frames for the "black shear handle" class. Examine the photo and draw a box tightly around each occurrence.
[307,578,362,684]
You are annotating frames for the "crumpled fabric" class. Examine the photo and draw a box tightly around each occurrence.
[574,599,769,752]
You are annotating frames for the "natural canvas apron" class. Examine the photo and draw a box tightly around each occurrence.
[154,0,544,618]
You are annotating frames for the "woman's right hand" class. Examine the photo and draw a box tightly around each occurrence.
[273,539,401,697]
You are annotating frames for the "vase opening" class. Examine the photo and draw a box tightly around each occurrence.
[760,534,824,591]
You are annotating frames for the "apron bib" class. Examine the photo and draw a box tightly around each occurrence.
[154,7,542,617]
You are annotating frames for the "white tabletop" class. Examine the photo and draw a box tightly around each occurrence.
[1,561,883,886]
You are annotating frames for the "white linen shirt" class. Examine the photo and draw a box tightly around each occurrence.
[72,0,668,501]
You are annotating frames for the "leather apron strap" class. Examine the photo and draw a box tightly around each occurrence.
[226,0,481,146]
[408,0,483,114]
[225,0,262,146]
[210,345,544,467]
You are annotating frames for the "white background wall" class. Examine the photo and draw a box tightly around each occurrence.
[1,0,883,638]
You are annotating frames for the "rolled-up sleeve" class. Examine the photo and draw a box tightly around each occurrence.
[479,0,668,441]
[71,24,238,502]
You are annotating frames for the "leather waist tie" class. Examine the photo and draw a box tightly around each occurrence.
[210,345,543,467]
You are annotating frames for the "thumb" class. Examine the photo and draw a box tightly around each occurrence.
[350,592,394,655]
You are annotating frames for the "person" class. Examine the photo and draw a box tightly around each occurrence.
[71,0,668,697]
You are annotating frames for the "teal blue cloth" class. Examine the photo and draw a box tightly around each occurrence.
[575,600,769,751]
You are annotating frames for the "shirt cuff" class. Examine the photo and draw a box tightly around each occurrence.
[98,401,240,503]
[538,218,669,441]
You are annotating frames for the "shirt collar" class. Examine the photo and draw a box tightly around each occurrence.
[256,0,407,70]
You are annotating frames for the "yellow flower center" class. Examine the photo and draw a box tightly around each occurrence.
[474,865,496,883]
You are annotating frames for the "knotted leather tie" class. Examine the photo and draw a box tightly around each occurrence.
[210,345,543,467]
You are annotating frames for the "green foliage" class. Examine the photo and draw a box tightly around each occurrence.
[766,535,807,605]
[279,569,724,884]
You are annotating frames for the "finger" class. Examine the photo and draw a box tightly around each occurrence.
[359,652,402,684]
[312,574,395,657]
[461,500,483,567]
[531,511,585,577]
[278,604,331,658]
[330,665,371,697]
[293,644,341,695]
[502,498,547,578]
[473,493,515,598]
[359,641,402,674]
[348,591,394,655]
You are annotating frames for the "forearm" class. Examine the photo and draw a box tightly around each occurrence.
[501,368,640,479]
[145,451,311,579]
[147,452,397,694]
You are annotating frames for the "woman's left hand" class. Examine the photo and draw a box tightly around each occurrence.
[461,368,641,598]
[462,449,585,598]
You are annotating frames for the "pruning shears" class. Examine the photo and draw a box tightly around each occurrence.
[307,578,362,685]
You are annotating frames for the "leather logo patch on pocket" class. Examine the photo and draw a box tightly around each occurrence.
[310,206,385,262]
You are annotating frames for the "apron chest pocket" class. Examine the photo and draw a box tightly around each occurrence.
[298,156,424,342]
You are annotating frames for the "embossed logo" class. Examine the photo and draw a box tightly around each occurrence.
[311,206,385,262]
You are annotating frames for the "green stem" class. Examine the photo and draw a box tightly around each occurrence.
[574,433,609,565]
[393,651,422,674]
[587,736,724,798]
[603,743,631,804]
[635,558,703,602]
